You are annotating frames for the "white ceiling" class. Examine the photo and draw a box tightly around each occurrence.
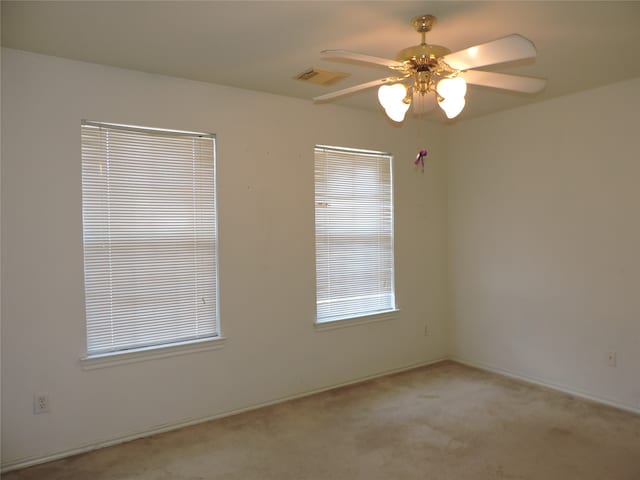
[2,1,640,121]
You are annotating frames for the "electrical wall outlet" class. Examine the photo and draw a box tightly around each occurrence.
[607,352,617,367]
[34,393,50,414]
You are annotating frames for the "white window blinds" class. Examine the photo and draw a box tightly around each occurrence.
[314,145,395,323]
[81,121,219,356]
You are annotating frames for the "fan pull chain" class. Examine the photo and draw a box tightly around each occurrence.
[415,149,428,172]
[414,115,429,173]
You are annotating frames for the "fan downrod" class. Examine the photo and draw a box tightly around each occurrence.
[395,14,450,64]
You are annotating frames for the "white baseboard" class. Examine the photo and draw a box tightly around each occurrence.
[451,356,640,416]
[1,356,448,473]
[7,356,634,473]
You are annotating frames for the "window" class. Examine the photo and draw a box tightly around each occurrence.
[314,145,396,323]
[81,121,219,357]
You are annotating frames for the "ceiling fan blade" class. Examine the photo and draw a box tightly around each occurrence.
[321,49,404,69]
[461,70,547,94]
[443,34,537,71]
[313,77,400,102]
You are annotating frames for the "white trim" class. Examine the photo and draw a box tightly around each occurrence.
[1,356,447,473]
[79,337,227,370]
[315,144,392,157]
[451,356,640,415]
[6,356,638,473]
[81,119,214,138]
[314,309,399,332]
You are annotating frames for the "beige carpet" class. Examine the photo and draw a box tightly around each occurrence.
[5,361,640,479]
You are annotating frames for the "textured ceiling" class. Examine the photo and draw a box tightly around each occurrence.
[2,1,640,121]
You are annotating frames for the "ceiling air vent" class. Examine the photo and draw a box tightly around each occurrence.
[295,68,350,86]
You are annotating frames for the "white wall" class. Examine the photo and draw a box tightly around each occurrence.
[0,49,450,468]
[9,44,637,473]
[448,77,640,411]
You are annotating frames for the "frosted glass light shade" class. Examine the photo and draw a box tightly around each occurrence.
[438,96,466,119]
[378,83,407,109]
[385,101,410,122]
[436,77,467,99]
[378,83,410,122]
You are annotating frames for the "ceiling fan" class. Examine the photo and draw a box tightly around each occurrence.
[313,15,547,121]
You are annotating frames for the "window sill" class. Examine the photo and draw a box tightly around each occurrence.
[79,336,227,370]
[314,309,399,332]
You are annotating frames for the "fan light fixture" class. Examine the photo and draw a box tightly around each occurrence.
[438,95,466,119]
[378,75,467,121]
[435,76,467,119]
[313,14,547,122]
[436,76,467,99]
[378,83,411,122]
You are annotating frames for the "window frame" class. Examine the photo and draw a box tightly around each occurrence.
[313,144,398,328]
[79,120,224,367]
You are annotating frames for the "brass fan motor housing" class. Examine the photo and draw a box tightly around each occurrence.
[396,15,451,72]
[395,44,451,67]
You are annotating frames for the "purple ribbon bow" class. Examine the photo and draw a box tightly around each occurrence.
[415,149,428,172]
